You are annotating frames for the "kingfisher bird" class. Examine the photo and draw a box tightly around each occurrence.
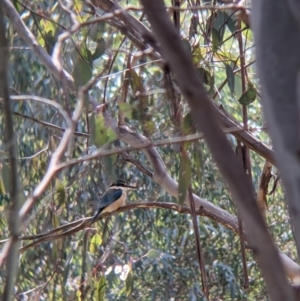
[89,179,136,224]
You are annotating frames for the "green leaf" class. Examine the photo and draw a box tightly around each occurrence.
[128,69,144,96]
[143,120,156,135]
[212,27,220,53]
[92,38,106,60]
[237,82,257,106]
[225,64,235,95]
[96,275,106,301]
[213,11,225,42]
[73,57,92,88]
[178,153,192,205]
[72,44,93,88]
[125,270,133,297]
[88,22,106,41]
[55,179,66,206]
[90,113,117,147]
[234,74,242,96]
[44,31,56,55]
[224,12,237,33]
[182,112,194,135]
[89,234,103,253]
[193,142,203,180]
[1,163,11,195]
[192,43,203,65]
[146,249,161,259]
[119,102,133,119]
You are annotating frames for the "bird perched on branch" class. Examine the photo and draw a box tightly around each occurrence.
[89,179,136,224]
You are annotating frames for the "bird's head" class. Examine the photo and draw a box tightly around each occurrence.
[110,179,136,190]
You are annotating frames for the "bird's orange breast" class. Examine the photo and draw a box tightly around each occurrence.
[101,191,127,214]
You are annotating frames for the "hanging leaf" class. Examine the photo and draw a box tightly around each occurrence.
[73,56,92,88]
[90,113,117,147]
[237,82,257,106]
[178,152,192,205]
[182,112,194,135]
[234,74,242,97]
[55,179,66,206]
[128,69,144,96]
[213,11,226,42]
[212,27,221,52]
[73,45,93,88]
[225,64,235,95]
[89,233,103,253]
[224,12,237,33]
[193,141,203,180]
[88,21,106,41]
[125,270,133,297]
[92,38,106,60]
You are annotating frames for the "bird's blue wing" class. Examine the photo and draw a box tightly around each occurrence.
[98,188,122,212]
[90,188,123,224]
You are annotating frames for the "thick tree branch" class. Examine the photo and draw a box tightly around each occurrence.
[251,0,300,263]
[0,4,21,300]
[140,0,294,300]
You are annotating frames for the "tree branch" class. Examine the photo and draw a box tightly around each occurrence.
[0,4,21,300]
[140,0,294,300]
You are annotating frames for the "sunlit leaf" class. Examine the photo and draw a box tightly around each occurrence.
[192,43,204,65]
[76,290,82,301]
[119,102,133,119]
[89,233,103,253]
[143,120,156,135]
